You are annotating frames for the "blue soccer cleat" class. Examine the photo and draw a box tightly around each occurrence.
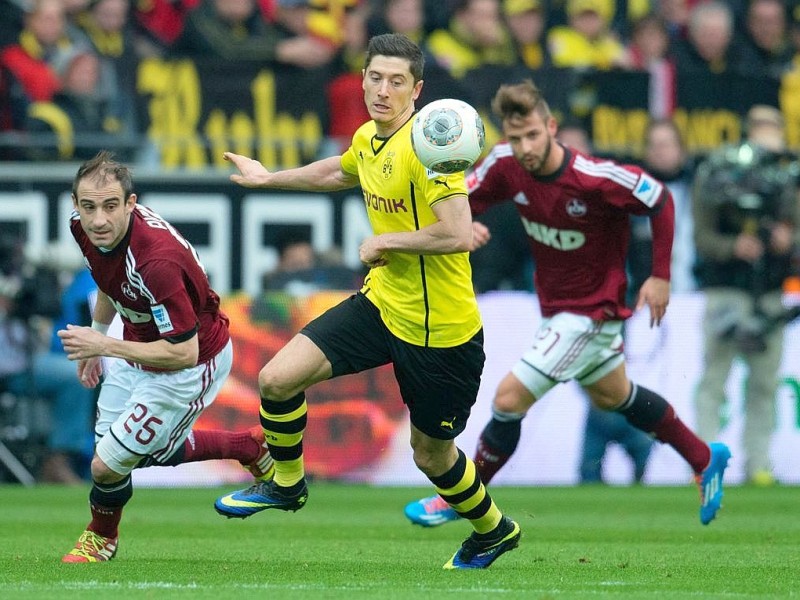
[444,516,521,570]
[404,494,460,527]
[696,442,731,525]
[215,479,308,519]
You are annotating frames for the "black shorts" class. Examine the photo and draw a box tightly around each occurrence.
[301,292,485,440]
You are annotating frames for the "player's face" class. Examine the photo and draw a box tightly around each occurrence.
[73,176,136,250]
[503,110,558,175]
[362,55,422,135]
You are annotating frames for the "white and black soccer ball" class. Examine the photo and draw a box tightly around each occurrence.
[411,99,486,174]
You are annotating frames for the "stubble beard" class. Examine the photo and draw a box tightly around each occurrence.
[525,135,552,176]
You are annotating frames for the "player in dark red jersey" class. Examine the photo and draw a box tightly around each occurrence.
[57,151,274,563]
[404,79,731,527]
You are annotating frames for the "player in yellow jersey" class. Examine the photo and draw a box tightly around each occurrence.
[214,33,520,569]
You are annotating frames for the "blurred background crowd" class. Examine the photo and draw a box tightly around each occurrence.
[1,0,799,162]
[1,0,800,487]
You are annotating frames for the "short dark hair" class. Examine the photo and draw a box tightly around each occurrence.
[72,150,134,200]
[364,33,424,83]
[491,79,551,122]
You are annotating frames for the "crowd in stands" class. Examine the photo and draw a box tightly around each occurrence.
[0,0,799,161]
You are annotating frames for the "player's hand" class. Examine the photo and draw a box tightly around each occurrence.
[470,221,491,251]
[359,236,388,268]
[58,324,107,361]
[636,276,670,328]
[223,152,271,188]
[77,356,103,389]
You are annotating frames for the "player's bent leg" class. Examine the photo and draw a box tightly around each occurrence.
[63,462,131,563]
[417,445,520,569]
[696,442,732,525]
[588,366,731,524]
[62,434,144,564]
[405,430,461,526]
[405,403,527,527]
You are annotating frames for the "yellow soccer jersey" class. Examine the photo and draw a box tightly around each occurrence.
[340,116,482,348]
[547,27,625,70]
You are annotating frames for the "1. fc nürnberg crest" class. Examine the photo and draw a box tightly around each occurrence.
[566,198,587,218]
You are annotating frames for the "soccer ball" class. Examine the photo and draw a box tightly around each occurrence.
[411,99,486,174]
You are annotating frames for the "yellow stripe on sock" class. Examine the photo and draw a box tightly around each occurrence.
[261,430,304,448]
[434,457,477,497]
[273,457,304,488]
[470,501,503,534]
[258,400,307,487]
[435,458,502,534]
[259,402,307,424]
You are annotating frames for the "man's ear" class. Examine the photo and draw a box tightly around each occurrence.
[412,79,424,101]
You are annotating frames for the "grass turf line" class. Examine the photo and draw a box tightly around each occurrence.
[0,484,797,599]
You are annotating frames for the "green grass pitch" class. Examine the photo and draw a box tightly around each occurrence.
[1,483,797,599]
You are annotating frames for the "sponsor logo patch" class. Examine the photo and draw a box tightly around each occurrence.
[633,173,663,208]
[151,304,174,334]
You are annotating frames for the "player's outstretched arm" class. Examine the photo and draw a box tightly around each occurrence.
[636,276,670,328]
[223,152,358,192]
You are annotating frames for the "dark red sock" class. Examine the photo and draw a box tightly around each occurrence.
[87,477,131,539]
[88,504,123,539]
[652,405,711,474]
[473,438,512,484]
[182,430,260,464]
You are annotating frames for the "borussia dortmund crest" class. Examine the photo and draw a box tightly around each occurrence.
[382,153,394,179]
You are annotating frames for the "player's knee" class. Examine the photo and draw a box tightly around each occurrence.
[258,365,291,400]
[90,455,121,484]
[411,446,448,477]
[493,373,536,414]
[493,387,533,414]
[586,381,630,410]
[589,392,621,411]
[411,449,433,475]
[410,436,455,477]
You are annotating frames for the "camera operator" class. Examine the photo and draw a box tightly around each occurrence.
[0,236,95,483]
[692,105,800,486]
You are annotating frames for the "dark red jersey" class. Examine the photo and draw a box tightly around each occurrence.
[467,144,674,320]
[71,204,229,367]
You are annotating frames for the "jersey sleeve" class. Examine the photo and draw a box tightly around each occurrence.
[466,149,513,216]
[597,162,668,216]
[340,144,358,176]
[341,121,372,176]
[139,260,199,339]
[650,188,674,281]
[592,162,674,280]
[424,170,468,208]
